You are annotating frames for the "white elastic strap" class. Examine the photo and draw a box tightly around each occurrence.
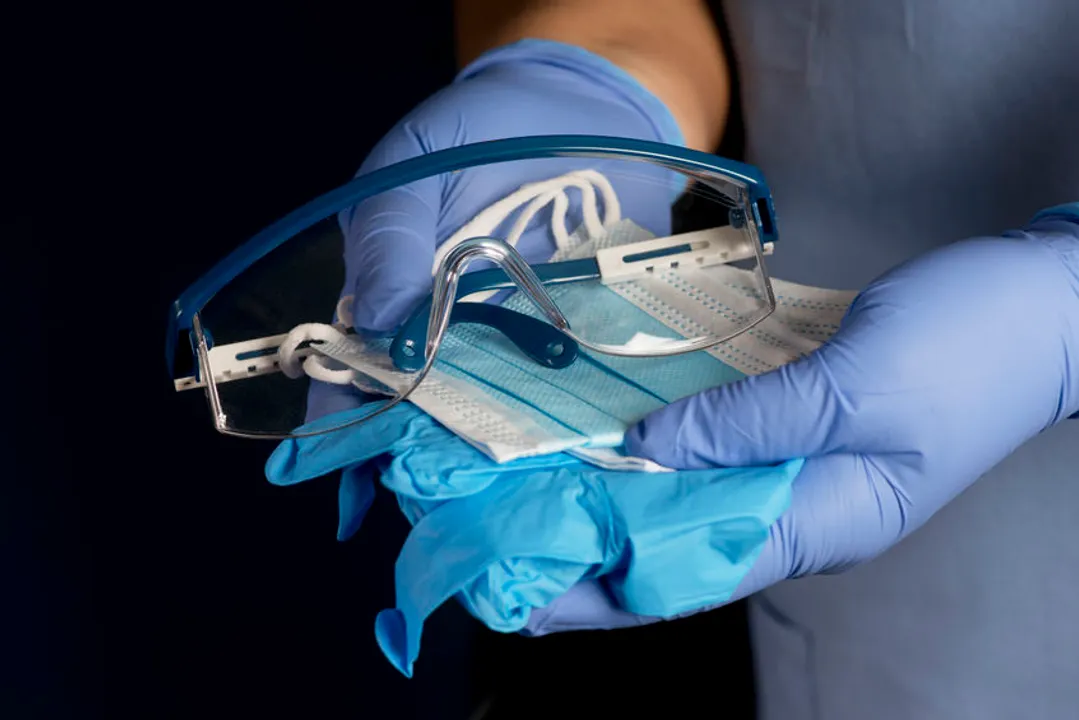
[503,171,619,254]
[332,295,355,332]
[278,322,359,386]
[433,169,619,272]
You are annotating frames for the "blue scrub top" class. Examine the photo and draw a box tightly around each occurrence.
[721,1,1079,718]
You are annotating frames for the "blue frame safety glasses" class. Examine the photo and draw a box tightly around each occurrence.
[166,135,781,439]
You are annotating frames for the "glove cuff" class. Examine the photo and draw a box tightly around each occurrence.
[455,38,686,150]
[1024,202,1079,419]
[1028,201,1079,228]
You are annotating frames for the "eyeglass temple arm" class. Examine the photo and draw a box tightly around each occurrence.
[390,258,601,372]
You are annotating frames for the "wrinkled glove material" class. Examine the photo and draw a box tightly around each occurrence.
[266,401,802,677]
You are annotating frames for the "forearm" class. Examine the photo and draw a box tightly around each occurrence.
[454,0,729,152]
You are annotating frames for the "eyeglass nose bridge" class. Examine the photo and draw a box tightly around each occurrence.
[431,236,572,336]
[391,236,580,373]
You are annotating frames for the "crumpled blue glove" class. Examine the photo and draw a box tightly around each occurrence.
[302,37,684,521]
[266,400,802,677]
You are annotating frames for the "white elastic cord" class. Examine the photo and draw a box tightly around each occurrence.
[285,169,620,386]
[433,169,620,271]
[334,295,354,328]
[277,297,363,386]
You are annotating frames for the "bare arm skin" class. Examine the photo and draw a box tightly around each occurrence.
[454,0,730,152]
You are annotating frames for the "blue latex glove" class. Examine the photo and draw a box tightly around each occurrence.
[266,401,802,677]
[302,37,684,521]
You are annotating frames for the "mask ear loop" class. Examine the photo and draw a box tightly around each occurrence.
[434,169,620,271]
[502,170,620,255]
[278,297,364,386]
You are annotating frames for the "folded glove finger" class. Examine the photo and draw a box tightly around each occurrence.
[265,401,426,486]
[337,462,378,542]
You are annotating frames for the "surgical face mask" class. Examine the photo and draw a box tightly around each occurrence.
[292,214,857,470]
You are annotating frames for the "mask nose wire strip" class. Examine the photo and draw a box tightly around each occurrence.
[281,169,623,386]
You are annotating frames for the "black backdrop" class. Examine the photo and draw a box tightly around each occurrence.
[5,2,755,717]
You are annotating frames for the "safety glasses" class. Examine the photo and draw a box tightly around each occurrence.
[167,135,779,438]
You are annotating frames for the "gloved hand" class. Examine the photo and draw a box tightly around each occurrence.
[620,205,1079,603]
[303,38,684,428]
[512,206,1079,633]
[420,207,1074,638]
[299,38,685,537]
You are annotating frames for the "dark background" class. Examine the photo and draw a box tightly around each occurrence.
[5,2,754,717]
